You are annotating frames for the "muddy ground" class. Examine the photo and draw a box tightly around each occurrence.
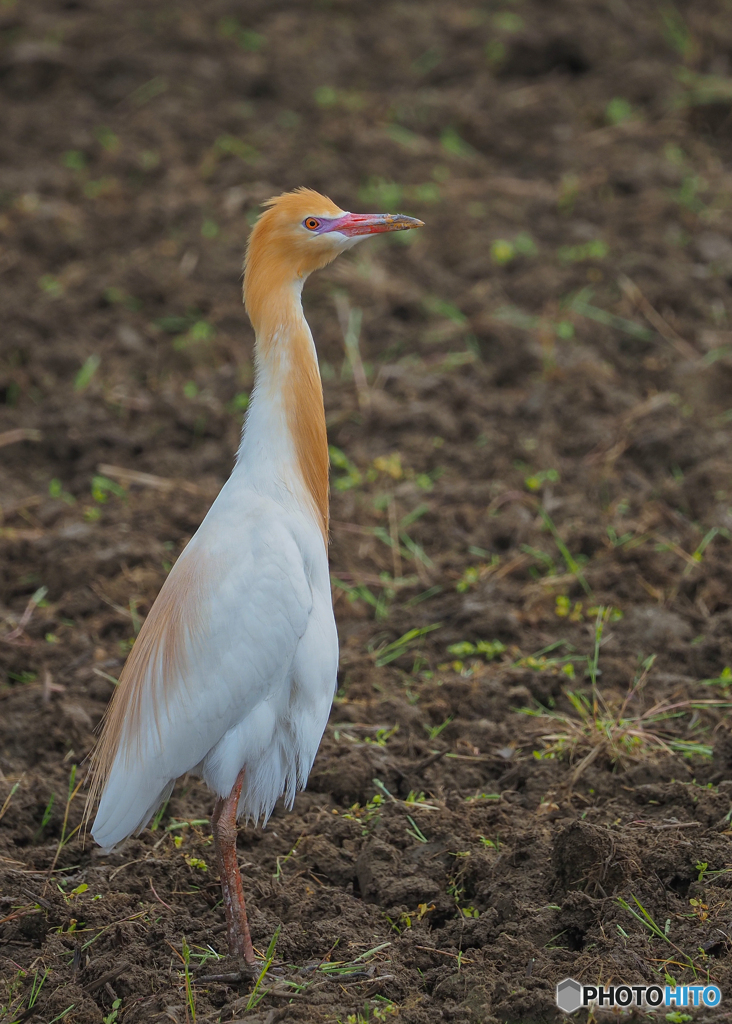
[3,1,732,1021]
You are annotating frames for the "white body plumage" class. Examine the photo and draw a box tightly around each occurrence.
[92,494,337,849]
[92,305,337,851]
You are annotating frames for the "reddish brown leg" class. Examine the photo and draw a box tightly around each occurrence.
[212,767,256,966]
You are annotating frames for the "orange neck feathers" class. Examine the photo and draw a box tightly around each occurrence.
[243,190,342,545]
[281,321,329,546]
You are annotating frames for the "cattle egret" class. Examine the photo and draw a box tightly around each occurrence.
[88,188,424,964]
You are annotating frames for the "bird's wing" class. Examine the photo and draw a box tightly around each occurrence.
[90,501,314,849]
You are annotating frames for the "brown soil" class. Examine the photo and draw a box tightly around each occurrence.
[3,1,732,1021]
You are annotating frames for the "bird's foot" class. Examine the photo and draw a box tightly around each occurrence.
[192,965,257,985]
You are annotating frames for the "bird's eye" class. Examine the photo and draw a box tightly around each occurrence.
[304,217,321,231]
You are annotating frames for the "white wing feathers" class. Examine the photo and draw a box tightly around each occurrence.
[91,491,334,850]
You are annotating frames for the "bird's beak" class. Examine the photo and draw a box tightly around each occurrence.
[325,212,425,237]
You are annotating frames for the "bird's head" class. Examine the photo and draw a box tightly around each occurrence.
[244,187,423,329]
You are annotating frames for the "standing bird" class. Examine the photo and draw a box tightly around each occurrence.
[88,188,423,965]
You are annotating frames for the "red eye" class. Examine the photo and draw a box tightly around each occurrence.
[304,218,320,231]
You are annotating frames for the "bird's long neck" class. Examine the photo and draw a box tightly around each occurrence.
[238,281,329,546]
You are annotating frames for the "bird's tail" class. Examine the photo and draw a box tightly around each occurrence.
[91,751,174,851]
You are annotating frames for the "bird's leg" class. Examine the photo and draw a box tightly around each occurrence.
[212,767,256,966]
